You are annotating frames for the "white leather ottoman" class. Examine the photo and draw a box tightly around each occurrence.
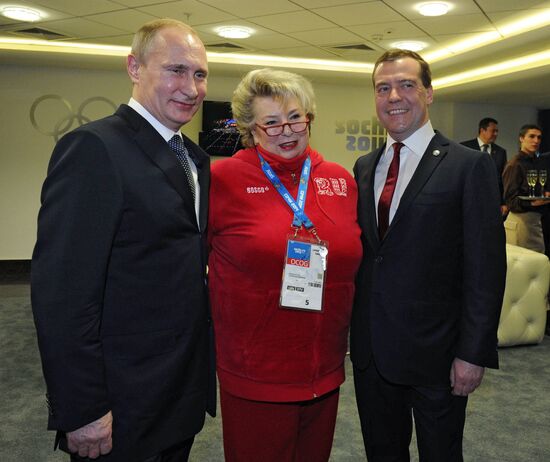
[498,244,550,347]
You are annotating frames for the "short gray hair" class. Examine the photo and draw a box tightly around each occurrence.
[131,18,199,63]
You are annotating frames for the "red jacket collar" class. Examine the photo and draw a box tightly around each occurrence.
[233,145,323,172]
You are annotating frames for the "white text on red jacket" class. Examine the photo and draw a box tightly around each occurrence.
[313,177,348,196]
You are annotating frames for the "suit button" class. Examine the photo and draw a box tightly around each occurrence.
[375,256,383,263]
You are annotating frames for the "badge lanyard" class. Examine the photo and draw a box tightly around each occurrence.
[257,152,314,231]
[258,151,328,312]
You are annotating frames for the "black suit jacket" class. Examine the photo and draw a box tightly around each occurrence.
[31,105,215,461]
[461,138,507,203]
[351,132,506,386]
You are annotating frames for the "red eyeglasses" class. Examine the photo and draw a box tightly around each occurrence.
[255,119,310,137]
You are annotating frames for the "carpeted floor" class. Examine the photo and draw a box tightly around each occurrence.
[1,280,549,461]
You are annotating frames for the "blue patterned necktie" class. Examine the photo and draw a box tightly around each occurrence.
[168,135,196,202]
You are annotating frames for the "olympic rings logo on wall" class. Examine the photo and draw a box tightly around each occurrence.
[30,95,117,142]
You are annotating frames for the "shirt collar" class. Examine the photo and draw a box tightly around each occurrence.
[128,98,181,142]
[384,120,435,158]
[477,137,489,148]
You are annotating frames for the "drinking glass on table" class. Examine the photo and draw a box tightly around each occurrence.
[527,169,538,197]
[538,170,547,195]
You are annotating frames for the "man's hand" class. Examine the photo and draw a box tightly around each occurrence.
[67,411,113,459]
[500,204,509,216]
[449,358,484,396]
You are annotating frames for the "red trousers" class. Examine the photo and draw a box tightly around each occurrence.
[220,387,340,462]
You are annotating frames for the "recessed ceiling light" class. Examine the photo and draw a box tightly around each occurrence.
[391,41,427,52]
[216,26,253,39]
[417,2,450,17]
[1,6,42,22]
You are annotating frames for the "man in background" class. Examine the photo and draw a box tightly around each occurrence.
[31,18,214,461]
[352,49,506,461]
[461,117,508,216]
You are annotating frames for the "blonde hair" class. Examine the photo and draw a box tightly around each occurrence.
[131,18,199,63]
[231,68,317,148]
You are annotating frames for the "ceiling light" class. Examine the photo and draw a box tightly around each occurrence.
[0,37,130,56]
[207,51,374,73]
[499,9,550,36]
[423,9,550,63]
[216,26,253,39]
[417,2,450,17]
[391,41,427,52]
[0,37,374,73]
[433,49,550,89]
[1,6,42,22]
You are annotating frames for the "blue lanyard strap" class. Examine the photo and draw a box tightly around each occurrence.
[258,152,314,229]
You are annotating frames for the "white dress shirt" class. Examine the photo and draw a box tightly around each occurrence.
[128,98,200,223]
[476,136,492,154]
[374,121,435,225]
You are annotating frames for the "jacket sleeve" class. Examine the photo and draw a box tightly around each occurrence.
[31,129,122,432]
[457,151,506,368]
[503,160,534,213]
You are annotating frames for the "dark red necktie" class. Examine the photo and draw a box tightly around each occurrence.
[378,142,403,239]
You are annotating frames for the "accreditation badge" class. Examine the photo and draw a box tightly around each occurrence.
[280,236,328,312]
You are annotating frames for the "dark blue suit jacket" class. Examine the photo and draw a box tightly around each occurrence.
[351,131,506,386]
[461,138,507,203]
[31,105,215,461]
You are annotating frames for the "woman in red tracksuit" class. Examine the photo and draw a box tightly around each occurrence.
[208,68,362,462]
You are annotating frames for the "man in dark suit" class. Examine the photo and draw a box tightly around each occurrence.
[461,117,508,216]
[31,19,214,461]
[351,49,506,461]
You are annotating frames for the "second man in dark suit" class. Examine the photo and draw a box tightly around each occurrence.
[351,49,506,461]
[461,117,508,216]
[31,18,214,461]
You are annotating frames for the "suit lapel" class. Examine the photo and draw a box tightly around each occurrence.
[116,105,197,220]
[388,133,449,234]
[183,135,210,233]
[490,143,498,160]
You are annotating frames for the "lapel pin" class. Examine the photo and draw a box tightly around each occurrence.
[432,149,441,157]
